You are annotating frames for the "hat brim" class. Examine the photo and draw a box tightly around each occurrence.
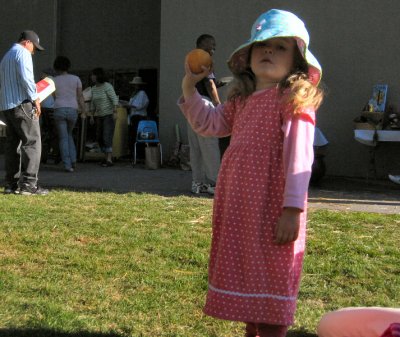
[129,81,146,84]
[303,48,322,86]
[33,42,45,51]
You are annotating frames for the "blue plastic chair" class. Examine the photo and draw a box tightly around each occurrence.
[134,120,162,165]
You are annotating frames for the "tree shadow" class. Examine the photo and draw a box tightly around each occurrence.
[0,329,123,337]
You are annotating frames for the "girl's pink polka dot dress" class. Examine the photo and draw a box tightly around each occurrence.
[179,87,315,325]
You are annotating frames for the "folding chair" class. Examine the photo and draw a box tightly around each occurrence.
[133,120,162,165]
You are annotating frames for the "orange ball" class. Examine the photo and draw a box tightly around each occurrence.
[185,49,212,74]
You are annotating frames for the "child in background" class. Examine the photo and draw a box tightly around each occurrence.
[178,9,324,337]
[318,307,400,337]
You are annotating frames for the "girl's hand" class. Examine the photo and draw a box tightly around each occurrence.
[274,207,301,245]
[182,61,210,100]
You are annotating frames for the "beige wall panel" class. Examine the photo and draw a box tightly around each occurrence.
[0,0,58,82]
[160,0,400,178]
[58,0,160,71]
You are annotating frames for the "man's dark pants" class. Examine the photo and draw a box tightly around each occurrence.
[2,102,41,188]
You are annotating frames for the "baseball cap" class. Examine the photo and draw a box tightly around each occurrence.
[19,30,45,51]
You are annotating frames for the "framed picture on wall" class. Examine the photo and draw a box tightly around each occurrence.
[369,84,388,112]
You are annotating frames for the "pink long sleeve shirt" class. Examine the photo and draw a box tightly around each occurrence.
[178,89,315,210]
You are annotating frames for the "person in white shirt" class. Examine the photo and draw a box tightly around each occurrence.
[53,56,85,172]
[126,76,149,159]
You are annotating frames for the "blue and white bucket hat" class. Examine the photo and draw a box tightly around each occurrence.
[227,9,322,85]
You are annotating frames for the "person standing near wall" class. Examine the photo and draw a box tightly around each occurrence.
[126,76,149,160]
[53,56,85,172]
[90,67,119,167]
[188,34,221,195]
[0,30,49,195]
[39,67,60,164]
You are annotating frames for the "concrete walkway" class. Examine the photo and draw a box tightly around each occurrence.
[1,155,399,214]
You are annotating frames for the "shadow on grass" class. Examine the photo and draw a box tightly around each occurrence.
[288,330,317,337]
[0,329,123,337]
[308,197,400,206]
[0,329,316,337]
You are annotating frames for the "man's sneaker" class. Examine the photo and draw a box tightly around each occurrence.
[388,174,400,185]
[4,183,18,194]
[206,184,215,195]
[17,185,49,196]
[191,181,208,194]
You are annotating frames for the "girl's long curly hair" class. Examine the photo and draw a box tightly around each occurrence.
[227,42,324,114]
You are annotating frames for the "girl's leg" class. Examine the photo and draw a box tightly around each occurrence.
[256,324,288,337]
[245,322,258,337]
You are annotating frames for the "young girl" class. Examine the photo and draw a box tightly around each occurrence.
[178,9,324,337]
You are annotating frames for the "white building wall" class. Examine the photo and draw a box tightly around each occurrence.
[0,0,58,82]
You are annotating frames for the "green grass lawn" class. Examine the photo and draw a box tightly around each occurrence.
[0,191,399,337]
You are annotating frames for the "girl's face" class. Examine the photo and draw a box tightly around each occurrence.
[250,37,296,90]
[91,74,97,83]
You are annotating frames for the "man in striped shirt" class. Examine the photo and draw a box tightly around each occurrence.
[0,30,49,195]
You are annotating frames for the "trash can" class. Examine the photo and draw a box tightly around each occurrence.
[112,106,129,159]
[145,145,161,169]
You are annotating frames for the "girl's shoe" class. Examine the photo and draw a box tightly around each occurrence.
[65,167,74,172]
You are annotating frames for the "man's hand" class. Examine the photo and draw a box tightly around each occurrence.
[34,98,41,117]
[274,207,301,245]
